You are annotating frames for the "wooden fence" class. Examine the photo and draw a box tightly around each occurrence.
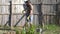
[0,0,60,27]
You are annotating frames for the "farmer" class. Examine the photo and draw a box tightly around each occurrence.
[23,1,33,25]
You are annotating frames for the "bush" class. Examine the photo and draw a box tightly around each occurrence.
[14,24,41,34]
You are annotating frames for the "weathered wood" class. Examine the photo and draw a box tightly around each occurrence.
[0,0,60,26]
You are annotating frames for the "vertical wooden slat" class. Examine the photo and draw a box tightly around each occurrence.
[11,15,14,26]
[3,15,9,25]
[0,15,2,25]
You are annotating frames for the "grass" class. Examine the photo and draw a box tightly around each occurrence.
[43,24,60,34]
[14,24,60,34]
[15,24,37,34]
[0,24,60,34]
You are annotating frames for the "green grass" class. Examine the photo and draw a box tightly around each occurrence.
[43,24,60,34]
[0,24,60,34]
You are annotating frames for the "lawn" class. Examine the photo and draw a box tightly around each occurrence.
[0,24,60,34]
[43,24,60,34]
[14,24,60,34]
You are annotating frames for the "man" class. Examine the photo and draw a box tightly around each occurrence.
[23,1,33,25]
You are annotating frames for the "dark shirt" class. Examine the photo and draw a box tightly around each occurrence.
[23,4,32,17]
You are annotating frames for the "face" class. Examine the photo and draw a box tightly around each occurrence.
[26,2,30,5]
[25,1,30,5]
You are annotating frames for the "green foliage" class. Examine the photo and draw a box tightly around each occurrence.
[14,27,21,34]
[21,27,26,34]
[21,24,37,34]
[27,25,36,34]
[15,29,20,34]
[44,24,60,34]
[14,24,39,34]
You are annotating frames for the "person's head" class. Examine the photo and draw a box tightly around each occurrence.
[25,1,31,5]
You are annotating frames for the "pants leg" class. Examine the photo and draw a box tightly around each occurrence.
[30,15,33,24]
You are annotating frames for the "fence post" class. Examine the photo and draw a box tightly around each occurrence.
[9,1,12,27]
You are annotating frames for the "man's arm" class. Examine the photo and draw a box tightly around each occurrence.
[30,4,33,15]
